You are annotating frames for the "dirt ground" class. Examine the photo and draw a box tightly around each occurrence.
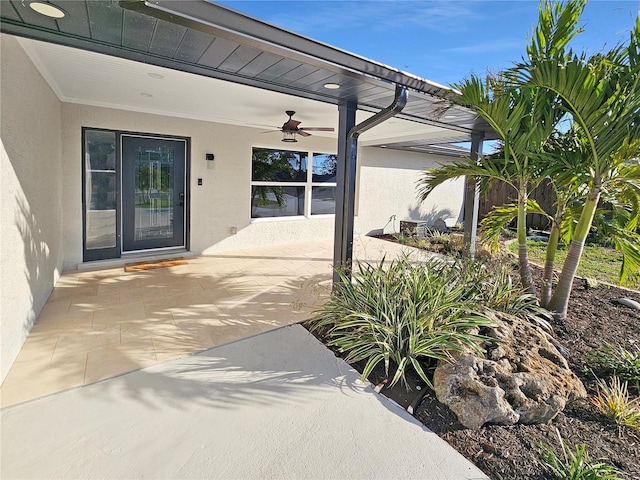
[416,280,640,480]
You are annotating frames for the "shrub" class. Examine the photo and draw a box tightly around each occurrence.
[591,376,640,429]
[589,343,640,392]
[311,256,540,388]
[454,260,548,324]
[539,432,622,480]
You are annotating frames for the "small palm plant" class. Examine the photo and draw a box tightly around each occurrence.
[539,429,622,480]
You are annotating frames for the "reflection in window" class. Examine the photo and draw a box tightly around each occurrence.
[311,186,336,215]
[85,130,117,250]
[252,148,307,182]
[250,148,336,219]
[251,186,305,218]
[312,153,337,183]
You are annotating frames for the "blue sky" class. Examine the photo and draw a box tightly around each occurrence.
[218,0,640,87]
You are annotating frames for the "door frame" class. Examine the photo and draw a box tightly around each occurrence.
[82,127,191,262]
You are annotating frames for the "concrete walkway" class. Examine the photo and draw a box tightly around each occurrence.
[1,325,488,480]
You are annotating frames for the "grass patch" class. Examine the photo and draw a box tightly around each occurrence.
[588,343,640,393]
[591,376,640,430]
[539,431,622,480]
[508,240,639,289]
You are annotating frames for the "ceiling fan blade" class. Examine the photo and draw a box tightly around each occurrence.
[260,129,281,134]
[283,119,301,129]
[299,127,335,132]
[298,130,312,137]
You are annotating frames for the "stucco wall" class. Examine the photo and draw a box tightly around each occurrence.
[1,35,63,382]
[61,104,465,269]
[61,104,338,269]
[355,147,465,236]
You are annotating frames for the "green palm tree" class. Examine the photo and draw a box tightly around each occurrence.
[514,14,640,318]
[419,77,564,295]
[419,0,584,296]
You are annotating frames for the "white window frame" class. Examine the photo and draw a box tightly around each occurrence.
[250,147,337,221]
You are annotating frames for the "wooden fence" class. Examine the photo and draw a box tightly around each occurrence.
[478,178,556,231]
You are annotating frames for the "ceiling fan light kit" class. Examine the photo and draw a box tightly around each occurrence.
[282,130,297,143]
[267,110,334,143]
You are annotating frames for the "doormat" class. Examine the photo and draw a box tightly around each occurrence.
[124,257,187,272]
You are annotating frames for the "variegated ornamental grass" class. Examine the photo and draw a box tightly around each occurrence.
[311,256,543,388]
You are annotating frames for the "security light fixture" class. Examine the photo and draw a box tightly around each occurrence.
[29,2,66,18]
[205,153,214,161]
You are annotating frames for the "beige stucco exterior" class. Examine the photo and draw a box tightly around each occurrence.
[1,34,465,383]
[1,34,64,381]
[356,147,464,236]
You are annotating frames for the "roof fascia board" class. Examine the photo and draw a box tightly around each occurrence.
[121,1,451,97]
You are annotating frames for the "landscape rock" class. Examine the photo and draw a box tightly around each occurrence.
[433,311,586,429]
[614,298,640,310]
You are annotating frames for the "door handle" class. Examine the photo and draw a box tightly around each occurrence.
[177,192,184,207]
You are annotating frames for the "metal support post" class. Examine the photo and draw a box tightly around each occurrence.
[463,131,485,257]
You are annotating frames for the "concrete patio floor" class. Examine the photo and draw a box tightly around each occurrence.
[0,324,489,479]
[0,235,433,408]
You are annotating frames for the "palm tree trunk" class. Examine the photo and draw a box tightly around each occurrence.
[517,192,537,297]
[547,187,601,319]
[541,220,560,307]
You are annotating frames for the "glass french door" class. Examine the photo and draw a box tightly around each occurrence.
[121,136,186,252]
[82,130,188,262]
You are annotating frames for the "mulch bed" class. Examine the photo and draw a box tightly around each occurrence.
[306,269,640,479]
[414,279,640,480]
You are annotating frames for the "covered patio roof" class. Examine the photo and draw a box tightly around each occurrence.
[0,0,497,149]
[1,0,496,275]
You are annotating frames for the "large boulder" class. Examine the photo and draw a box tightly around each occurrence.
[433,311,586,429]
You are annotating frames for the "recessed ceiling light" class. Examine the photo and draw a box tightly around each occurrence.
[147,73,164,79]
[29,2,65,18]
[140,92,154,97]
[380,145,387,148]
[323,83,340,90]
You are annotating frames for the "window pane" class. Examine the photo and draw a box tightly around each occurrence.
[251,186,305,218]
[86,210,116,250]
[134,146,174,241]
[85,130,117,250]
[311,186,336,215]
[312,153,337,183]
[252,148,307,182]
[86,130,116,171]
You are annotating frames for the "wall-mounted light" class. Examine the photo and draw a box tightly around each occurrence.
[205,153,215,161]
[282,131,297,143]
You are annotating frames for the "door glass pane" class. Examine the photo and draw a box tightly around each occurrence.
[134,146,175,241]
[251,186,305,218]
[311,186,336,215]
[85,130,116,250]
